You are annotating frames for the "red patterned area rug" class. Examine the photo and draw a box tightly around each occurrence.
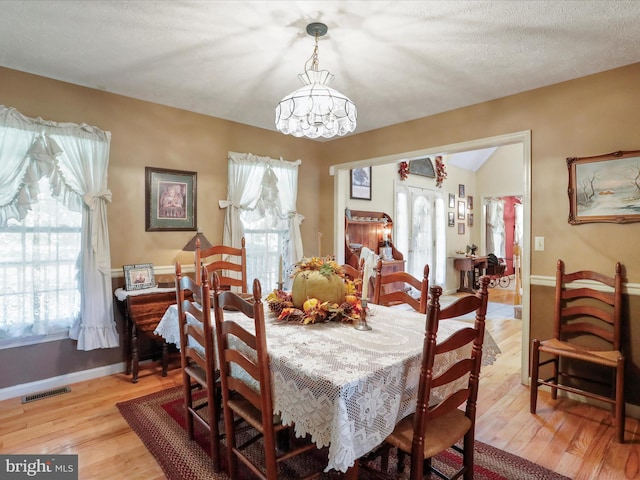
[117,386,570,480]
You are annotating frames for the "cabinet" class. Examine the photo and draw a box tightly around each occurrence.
[344,209,403,268]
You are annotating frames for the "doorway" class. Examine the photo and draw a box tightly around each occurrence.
[394,184,446,286]
[332,130,532,384]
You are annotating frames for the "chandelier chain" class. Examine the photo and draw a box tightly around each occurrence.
[305,32,321,73]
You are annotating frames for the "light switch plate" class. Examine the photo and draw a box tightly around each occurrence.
[534,236,545,251]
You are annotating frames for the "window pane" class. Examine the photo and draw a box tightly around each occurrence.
[0,178,82,341]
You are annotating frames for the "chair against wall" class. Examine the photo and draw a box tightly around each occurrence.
[175,263,222,472]
[195,237,247,292]
[372,259,429,313]
[364,277,489,479]
[530,259,625,443]
[212,274,322,480]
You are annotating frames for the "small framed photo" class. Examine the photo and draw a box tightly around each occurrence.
[458,223,465,235]
[458,184,465,198]
[350,166,372,200]
[467,195,473,210]
[146,167,197,232]
[448,211,455,227]
[123,263,155,291]
[448,193,455,209]
[468,213,474,227]
[457,200,466,220]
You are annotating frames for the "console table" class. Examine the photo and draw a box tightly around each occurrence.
[452,256,488,293]
[114,286,179,383]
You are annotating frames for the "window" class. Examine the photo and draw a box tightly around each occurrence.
[243,228,287,292]
[222,152,304,293]
[0,105,116,350]
[1,177,82,345]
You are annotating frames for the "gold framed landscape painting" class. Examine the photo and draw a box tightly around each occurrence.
[568,149,640,224]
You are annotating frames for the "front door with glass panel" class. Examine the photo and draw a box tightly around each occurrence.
[395,184,446,287]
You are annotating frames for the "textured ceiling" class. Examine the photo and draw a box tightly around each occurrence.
[2,0,640,142]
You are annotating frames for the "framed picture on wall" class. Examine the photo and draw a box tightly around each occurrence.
[448,211,455,227]
[458,223,465,235]
[567,149,640,224]
[457,200,466,220]
[449,193,455,208]
[145,167,197,231]
[467,195,473,210]
[468,213,474,227]
[458,184,465,198]
[350,166,372,200]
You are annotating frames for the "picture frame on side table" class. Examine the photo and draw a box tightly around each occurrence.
[350,166,372,200]
[567,149,640,224]
[145,167,197,231]
[123,263,155,291]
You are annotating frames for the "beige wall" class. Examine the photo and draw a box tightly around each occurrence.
[0,66,325,388]
[321,63,640,278]
[1,63,640,403]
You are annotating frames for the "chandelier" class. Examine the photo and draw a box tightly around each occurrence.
[275,22,357,139]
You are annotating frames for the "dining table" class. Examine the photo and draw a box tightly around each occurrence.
[154,299,499,477]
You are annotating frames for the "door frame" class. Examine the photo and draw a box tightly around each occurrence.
[331,130,531,385]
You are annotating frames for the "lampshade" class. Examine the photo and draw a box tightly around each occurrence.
[275,22,357,139]
[182,232,212,251]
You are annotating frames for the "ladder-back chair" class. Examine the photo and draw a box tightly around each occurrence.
[530,259,625,442]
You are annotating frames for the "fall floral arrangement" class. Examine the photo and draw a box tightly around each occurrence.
[266,256,364,324]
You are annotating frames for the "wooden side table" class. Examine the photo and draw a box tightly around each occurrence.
[114,287,178,383]
[452,256,488,293]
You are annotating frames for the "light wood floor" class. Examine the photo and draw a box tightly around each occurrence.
[1,297,638,479]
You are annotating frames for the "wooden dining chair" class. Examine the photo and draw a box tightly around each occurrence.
[195,236,247,292]
[342,260,363,295]
[175,262,223,472]
[211,274,322,480]
[530,259,625,443]
[373,259,429,313]
[363,276,489,480]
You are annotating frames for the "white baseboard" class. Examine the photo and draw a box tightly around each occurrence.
[0,362,126,402]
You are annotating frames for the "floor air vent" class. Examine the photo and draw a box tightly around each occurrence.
[22,386,71,404]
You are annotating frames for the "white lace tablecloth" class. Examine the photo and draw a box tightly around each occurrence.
[155,302,498,473]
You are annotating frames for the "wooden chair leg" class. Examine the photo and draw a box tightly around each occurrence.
[530,339,540,413]
[615,358,625,443]
[550,356,558,400]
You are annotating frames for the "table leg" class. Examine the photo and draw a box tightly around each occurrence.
[131,322,139,384]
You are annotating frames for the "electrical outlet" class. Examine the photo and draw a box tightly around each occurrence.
[534,236,545,251]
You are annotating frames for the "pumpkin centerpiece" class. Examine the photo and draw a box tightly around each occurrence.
[291,257,346,308]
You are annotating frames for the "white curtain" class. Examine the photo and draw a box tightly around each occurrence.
[0,105,117,350]
[486,198,506,258]
[514,201,523,246]
[219,152,304,282]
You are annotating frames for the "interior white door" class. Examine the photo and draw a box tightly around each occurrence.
[395,184,446,286]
